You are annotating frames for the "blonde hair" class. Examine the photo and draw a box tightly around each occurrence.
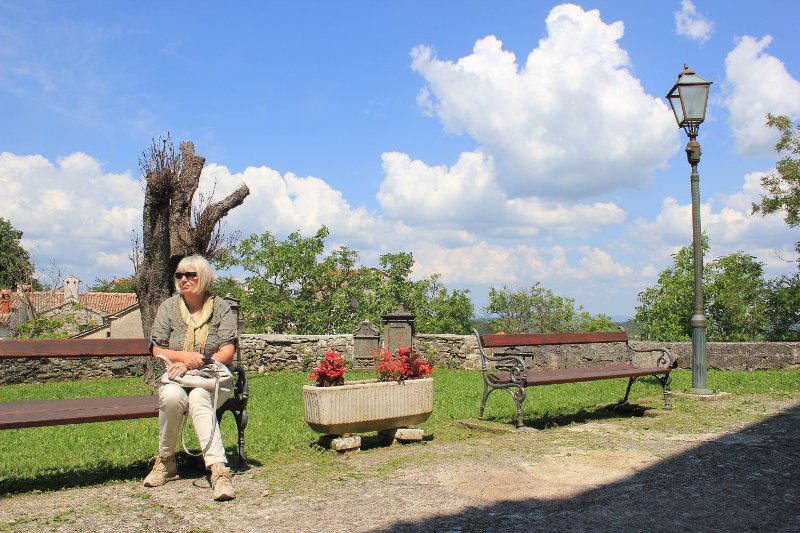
[174,254,214,295]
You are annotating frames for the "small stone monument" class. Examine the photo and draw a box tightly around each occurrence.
[353,320,380,368]
[381,304,416,354]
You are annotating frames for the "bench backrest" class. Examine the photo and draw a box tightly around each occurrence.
[0,338,151,359]
[479,330,628,349]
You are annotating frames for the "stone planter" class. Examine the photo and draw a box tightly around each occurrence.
[303,378,434,435]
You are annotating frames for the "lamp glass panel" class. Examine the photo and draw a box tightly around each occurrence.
[667,90,685,125]
[679,84,709,121]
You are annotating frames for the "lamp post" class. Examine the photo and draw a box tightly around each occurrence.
[666,64,713,394]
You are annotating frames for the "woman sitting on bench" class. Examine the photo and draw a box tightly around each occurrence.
[143,254,238,502]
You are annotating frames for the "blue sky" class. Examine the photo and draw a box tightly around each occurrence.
[1,0,799,319]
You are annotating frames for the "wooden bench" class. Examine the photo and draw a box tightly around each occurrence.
[473,329,677,427]
[0,338,249,463]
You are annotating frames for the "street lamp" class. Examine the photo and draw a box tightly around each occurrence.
[666,64,713,394]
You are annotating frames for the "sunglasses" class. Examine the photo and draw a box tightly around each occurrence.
[174,272,198,280]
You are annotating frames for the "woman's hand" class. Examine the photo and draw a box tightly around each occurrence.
[167,361,189,379]
[182,351,205,369]
[153,349,205,374]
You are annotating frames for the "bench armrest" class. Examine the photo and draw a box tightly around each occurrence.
[473,329,528,385]
[626,343,678,369]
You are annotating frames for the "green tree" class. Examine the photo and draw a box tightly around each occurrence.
[705,252,767,341]
[220,227,473,334]
[210,275,244,299]
[764,273,800,341]
[0,218,34,290]
[751,113,800,261]
[483,282,613,333]
[89,276,135,293]
[635,241,768,341]
[576,312,618,332]
[414,276,474,335]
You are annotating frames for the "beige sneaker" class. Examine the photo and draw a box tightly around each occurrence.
[210,463,236,501]
[143,455,178,487]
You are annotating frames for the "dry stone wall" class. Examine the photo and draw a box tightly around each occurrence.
[3,356,148,385]
[2,335,799,385]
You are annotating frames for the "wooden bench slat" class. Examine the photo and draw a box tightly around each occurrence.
[0,395,159,429]
[480,331,629,348]
[0,339,151,358]
[489,364,671,387]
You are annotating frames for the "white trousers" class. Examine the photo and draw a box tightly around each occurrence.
[158,380,232,467]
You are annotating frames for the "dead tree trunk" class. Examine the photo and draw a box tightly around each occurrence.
[135,137,249,336]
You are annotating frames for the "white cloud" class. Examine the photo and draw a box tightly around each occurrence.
[201,163,384,248]
[376,150,626,237]
[411,242,519,284]
[411,240,634,292]
[628,169,794,268]
[674,0,714,43]
[0,151,141,280]
[410,3,678,201]
[725,35,800,155]
[578,246,634,277]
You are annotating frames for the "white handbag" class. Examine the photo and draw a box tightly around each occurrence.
[155,354,233,456]
[158,358,233,394]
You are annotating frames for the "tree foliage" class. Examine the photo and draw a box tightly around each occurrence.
[764,273,800,341]
[635,241,769,341]
[219,226,474,334]
[751,113,800,262]
[482,282,616,334]
[0,217,34,290]
[89,276,135,293]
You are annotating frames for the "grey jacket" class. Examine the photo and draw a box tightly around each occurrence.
[150,295,238,356]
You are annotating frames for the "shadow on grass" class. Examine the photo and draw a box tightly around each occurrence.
[0,448,258,497]
[480,401,656,430]
[382,403,800,532]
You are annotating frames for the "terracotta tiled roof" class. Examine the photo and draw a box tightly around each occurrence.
[78,292,138,315]
[1,289,138,317]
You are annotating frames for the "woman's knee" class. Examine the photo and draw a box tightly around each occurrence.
[159,384,188,410]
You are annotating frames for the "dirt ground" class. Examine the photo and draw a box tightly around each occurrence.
[1,395,798,533]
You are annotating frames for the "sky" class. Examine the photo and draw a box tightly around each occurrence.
[1,0,799,320]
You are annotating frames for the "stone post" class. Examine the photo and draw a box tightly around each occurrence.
[353,320,380,368]
[381,304,415,354]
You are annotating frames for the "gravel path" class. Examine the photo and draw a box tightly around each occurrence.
[2,395,798,532]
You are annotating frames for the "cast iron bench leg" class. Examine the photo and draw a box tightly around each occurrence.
[479,384,526,428]
[512,387,526,428]
[479,381,491,419]
[659,372,673,410]
[234,409,247,464]
[621,377,636,404]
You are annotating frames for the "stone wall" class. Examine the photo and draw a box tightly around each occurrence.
[236,334,800,373]
[2,334,799,385]
[240,334,353,373]
[3,356,149,385]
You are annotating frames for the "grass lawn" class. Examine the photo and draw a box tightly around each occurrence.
[1,368,798,496]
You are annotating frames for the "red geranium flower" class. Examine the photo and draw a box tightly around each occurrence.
[374,346,432,383]
[309,350,346,387]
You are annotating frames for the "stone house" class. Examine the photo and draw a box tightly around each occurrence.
[0,275,143,338]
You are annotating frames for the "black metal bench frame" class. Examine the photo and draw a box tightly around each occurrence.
[474,329,677,427]
[0,338,249,463]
